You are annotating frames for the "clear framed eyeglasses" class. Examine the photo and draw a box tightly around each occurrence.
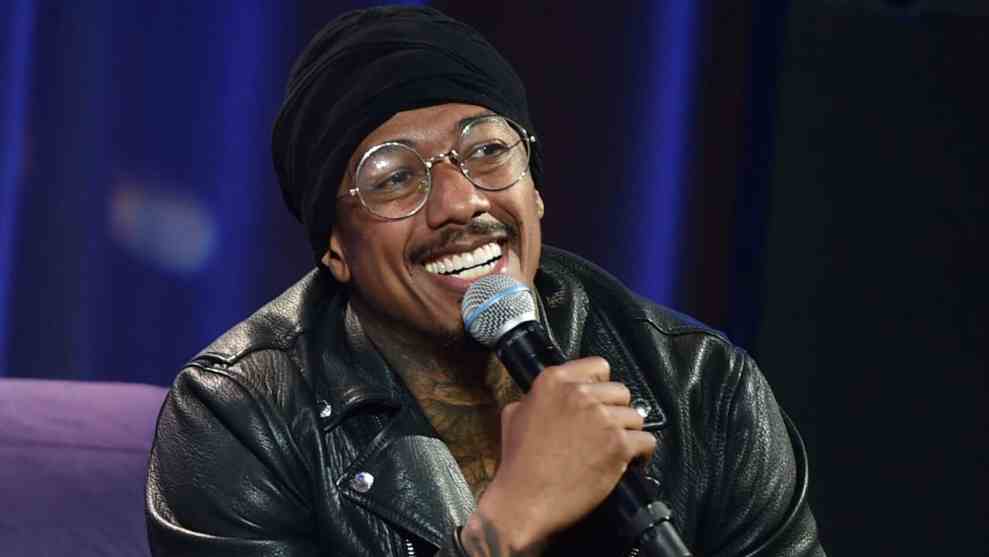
[337,114,536,220]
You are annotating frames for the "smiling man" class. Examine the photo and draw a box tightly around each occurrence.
[146,6,824,557]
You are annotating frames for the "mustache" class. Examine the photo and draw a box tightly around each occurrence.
[409,216,518,263]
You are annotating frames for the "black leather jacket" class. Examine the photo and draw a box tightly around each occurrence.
[146,247,824,556]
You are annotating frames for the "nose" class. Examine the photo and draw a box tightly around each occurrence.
[424,159,490,228]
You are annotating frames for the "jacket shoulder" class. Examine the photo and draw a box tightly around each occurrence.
[168,269,344,431]
[191,268,333,367]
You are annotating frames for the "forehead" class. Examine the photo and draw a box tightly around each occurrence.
[353,103,494,156]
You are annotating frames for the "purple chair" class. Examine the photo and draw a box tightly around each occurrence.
[0,378,168,556]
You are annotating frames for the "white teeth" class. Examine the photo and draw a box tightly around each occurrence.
[451,260,497,280]
[424,242,503,276]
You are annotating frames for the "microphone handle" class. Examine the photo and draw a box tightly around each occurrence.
[495,321,692,557]
[494,321,566,388]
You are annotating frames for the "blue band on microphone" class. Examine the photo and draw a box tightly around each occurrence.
[463,284,530,332]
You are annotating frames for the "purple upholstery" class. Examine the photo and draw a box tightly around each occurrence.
[0,378,168,556]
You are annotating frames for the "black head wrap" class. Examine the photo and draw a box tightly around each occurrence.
[272,5,542,263]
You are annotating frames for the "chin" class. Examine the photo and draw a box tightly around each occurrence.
[413,308,492,351]
[422,316,472,348]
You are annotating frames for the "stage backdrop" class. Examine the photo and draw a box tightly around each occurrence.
[1,0,737,385]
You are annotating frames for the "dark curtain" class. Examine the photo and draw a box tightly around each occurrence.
[0,1,312,383]
[0,1,709,384]
[757,3,988,555]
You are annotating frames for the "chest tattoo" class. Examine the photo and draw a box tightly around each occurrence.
[418,396,503,498]
[409,371,522,500]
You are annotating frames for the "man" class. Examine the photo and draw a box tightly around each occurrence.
[146,6,824,556]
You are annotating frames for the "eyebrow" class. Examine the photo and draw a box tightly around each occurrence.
[386,110,496,148]
[349,109,498,173]
[456,110,496,132]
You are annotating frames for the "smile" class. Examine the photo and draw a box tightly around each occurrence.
[423,242,503,280]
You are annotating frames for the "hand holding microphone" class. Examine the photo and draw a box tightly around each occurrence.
[459,274,691,556]
[474,354,657,551]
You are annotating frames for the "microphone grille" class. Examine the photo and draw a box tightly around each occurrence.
[461,274,537,347]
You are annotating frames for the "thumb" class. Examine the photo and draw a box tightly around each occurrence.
[500,401,520,439]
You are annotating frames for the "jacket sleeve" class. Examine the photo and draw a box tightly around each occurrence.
[705,348,826,557]
[146,362,322,556]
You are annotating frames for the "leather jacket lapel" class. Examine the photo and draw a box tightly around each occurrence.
[305,292,475,549]
[537,256,668,432]
[336,404,476,548]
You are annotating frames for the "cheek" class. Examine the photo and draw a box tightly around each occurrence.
[343,222,412,282]
[524,226,542,279]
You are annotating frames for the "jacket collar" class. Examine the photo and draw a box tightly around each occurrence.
[299,277,476,548]
[301,261,588,425]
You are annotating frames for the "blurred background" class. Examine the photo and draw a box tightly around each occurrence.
[1,1,986,555]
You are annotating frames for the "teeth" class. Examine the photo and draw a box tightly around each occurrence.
[424,242,503,277]
[451,260,498,280]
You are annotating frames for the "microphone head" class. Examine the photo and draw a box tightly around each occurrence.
[461,274,537,347]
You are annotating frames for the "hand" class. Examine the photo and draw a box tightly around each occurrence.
[462,357,657,554]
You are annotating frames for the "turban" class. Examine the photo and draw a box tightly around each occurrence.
[272,5,542,263]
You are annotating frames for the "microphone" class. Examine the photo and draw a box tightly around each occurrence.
[462,274,692,557]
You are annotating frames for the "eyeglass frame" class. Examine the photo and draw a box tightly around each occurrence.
[335,114,537,221]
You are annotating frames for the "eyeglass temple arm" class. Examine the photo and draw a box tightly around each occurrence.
[336,188,359,200]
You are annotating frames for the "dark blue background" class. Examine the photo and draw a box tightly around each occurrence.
[0,0,716,384]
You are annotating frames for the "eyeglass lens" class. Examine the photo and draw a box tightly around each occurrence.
[354,116,529,219]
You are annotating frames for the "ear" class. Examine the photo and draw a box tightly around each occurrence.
[535,189,545,219]
[321,230,351,283]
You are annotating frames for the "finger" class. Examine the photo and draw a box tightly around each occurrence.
[625,431,658,462]
[551,356,610,384]
[604,405,646,430]
[578,382,632,406]
[500,401,520,430]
